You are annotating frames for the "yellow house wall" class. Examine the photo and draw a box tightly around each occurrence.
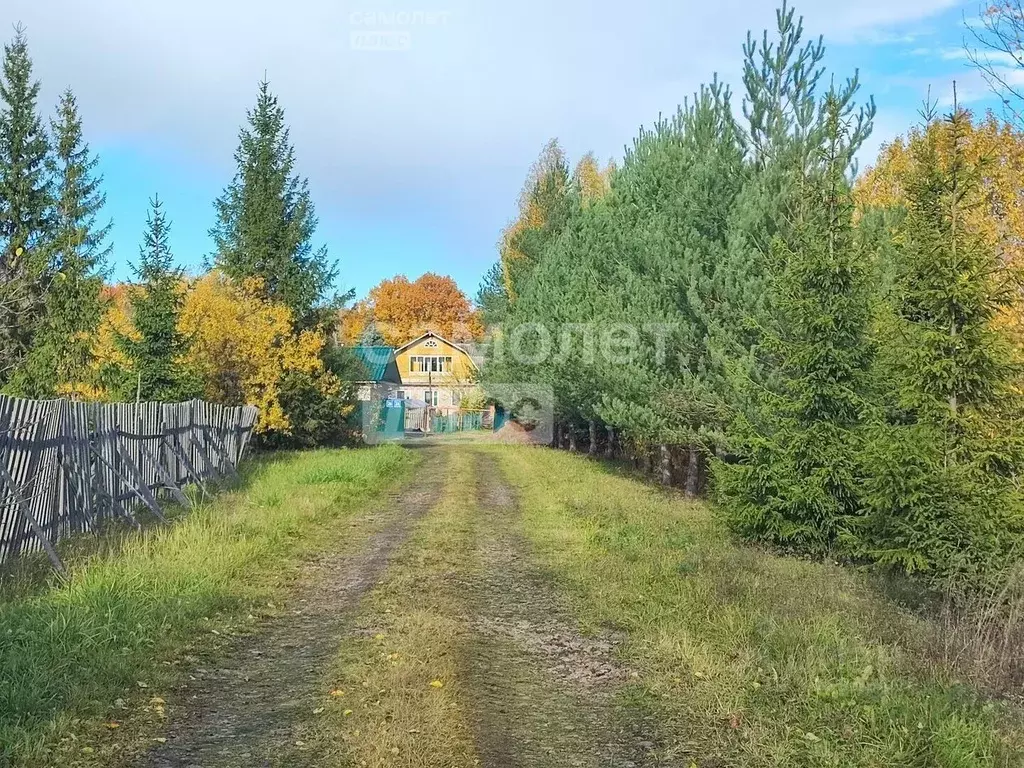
[394,336,476,387]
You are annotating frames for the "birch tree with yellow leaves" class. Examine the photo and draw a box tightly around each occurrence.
[180,271,353,443]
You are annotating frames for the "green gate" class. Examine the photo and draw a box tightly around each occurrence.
[430,410,485,434]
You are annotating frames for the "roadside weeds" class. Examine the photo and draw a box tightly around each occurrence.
[490,444,1024,768]
[0,445,418,768]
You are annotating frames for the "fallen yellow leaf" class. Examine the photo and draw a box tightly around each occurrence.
[429,679,444,689]
[329,689,345,697]
[343,709,353,716]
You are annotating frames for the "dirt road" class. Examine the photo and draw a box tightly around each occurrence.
[142,444,661,767]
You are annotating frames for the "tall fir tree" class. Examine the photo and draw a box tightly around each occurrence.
[709,3,873,419]
[0,25,52,386]
[853,104,1024,584]
[120,195,197,402]
[211,80,337,323]
[9,88,110,397]
[714,87,874,551]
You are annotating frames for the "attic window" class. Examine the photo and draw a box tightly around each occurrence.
[424,339,439,348]
[409,355,453,373]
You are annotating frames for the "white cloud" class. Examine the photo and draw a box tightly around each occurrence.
[802,0,960,43]
[943,47,1023,67]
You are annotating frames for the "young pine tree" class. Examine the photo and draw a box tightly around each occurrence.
[9,88,110,396]
[598,81,745,488]
[854,104,1024,584]
[709,3,874,421]
[120,195,198,402]
[714,85,874,552]
[475,261,508,328]
[0,25,52,386]
[212,80,336,323]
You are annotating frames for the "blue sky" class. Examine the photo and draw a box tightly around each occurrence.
[4,0,1009,301]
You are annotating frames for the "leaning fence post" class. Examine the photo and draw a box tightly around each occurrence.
[88,434,163,524]
[0,463,66,575]
[164,434,204,491]
[133,434,191,508]
[112,433,167,523]
[203,425,239,481]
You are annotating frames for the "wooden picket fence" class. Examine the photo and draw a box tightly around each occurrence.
[0,395,259,572]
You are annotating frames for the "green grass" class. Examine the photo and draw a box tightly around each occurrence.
[0,445,416,767]
[490,445,1024,767]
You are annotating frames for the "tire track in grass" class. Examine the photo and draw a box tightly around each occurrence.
[280,444,480,768]
[463,450,665,768]
[143,446,445,768]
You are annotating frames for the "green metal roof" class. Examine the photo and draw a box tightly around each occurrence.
[350,346,400,383]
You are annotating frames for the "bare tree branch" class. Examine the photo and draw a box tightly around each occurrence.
[965,1,1024,126]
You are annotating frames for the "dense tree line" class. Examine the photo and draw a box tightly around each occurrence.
[482,4,1024,589]
[0,26,352,446]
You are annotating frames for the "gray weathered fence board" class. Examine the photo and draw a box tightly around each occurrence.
[0,396,258,566]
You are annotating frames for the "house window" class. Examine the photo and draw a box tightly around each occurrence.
[424,389,438,407]
[397,390,405,400]
[410,355,453,374]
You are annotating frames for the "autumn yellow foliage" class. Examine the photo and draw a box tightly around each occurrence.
[339,273,482,346]
[70,273,349,438]
[573,152,613,204]
[856,112,1024,343]
[179,271,333,434]
[64,284,139,401]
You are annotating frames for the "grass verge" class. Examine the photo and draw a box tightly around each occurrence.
[287,446,479,767]
[490,445,1024,768]
[0,444,417,767]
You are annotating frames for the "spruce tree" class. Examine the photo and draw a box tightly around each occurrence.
[0,25,52,385]
[714,87,873,551]
[212,80,336,322]
[853,104,1024,583]
[121,195,197,402]
[9,88,110,396]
